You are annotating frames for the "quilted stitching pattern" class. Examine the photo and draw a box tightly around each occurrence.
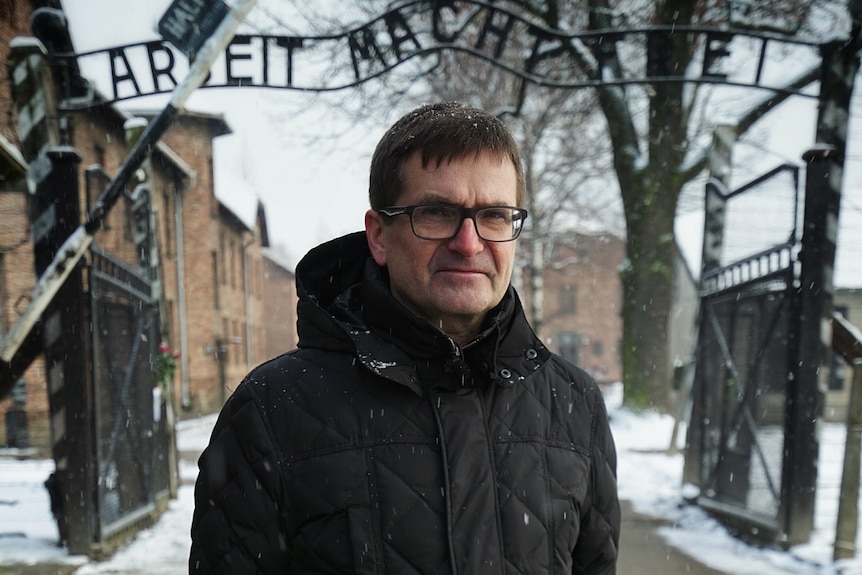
[191,351,618,574]
[190,234,619,574]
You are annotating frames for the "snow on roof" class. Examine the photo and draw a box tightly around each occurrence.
[261,245,295,274]
[214,167,259,232]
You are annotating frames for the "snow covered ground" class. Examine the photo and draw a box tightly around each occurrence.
[2,383,862,574]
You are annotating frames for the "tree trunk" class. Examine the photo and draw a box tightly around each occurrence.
[620,201,677,411]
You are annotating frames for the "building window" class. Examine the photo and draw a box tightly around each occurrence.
[560,284,576,314]
[85,164,111,214]
[556,332,582,365]
[222,318,230,364]
[212,251,220,310]
[241,246,248,295]
[0,254,5,332]
[593,340,604,357]
[0,2,12,23]
[164,300,174,342]
[162,184,173,258]
[94,144,105,168]
[232,239,239,289]
[219,232,227,285]
[228,238,237,290]
[242,321,249,365]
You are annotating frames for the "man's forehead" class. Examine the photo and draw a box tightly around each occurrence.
[409,147,512,169]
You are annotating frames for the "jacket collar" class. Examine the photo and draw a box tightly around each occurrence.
[295,232,551,395]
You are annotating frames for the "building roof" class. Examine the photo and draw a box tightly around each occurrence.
[127,108,232,139]
[261,246,296,275]
[218,200,252,234]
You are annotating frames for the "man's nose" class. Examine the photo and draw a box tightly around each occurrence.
[447,217,485,255]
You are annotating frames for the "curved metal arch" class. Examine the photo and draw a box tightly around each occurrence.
[54,0,826,109]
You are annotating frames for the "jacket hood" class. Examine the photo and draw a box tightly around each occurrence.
[294,232,551,394]
[294,231,369,351]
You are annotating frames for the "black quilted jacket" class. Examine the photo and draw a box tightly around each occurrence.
[189,232,620,574]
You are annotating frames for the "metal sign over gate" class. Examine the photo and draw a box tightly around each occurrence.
[56,0,823,107]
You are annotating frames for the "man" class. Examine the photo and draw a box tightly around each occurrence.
[190,101,620,574]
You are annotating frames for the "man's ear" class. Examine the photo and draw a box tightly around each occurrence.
[365,209,388,266]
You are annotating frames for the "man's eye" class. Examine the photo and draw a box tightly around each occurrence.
[420,206,456,218]
[480,209,511,222]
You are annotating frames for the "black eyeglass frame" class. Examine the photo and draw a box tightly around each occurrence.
[376,204,529,242]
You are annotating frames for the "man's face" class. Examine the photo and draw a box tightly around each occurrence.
[365,151,519,340]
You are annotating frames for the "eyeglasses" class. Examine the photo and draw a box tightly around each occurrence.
[377,204,528,242]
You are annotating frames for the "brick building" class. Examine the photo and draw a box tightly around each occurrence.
[261,246,299,362]
[0,174,43,447]
[150,110,279,415]
[520,233,626,385]
[0,0,48,449]
[0,2,299,450]
[520,231,700,397]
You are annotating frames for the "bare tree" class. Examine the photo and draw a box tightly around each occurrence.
[502,0,855,410]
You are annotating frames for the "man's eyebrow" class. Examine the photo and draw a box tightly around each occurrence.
[415,193,512,206]
[416,193,456,205]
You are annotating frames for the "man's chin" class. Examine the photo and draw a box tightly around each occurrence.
[431,295,495,319]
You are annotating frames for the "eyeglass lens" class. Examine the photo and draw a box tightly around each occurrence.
[411,206,524,241]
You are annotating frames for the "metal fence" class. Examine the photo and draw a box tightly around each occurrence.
[685,164,822,545]
[90,248,172,544]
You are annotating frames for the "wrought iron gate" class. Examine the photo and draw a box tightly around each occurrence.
[685,163,823,545]
[89,247,172,547]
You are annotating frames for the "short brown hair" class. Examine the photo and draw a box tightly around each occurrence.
[368,101,525,209]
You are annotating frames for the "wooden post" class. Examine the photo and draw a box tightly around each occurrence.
[834,360,862,560]
[834,312,862,561]
[679,124,734,472]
